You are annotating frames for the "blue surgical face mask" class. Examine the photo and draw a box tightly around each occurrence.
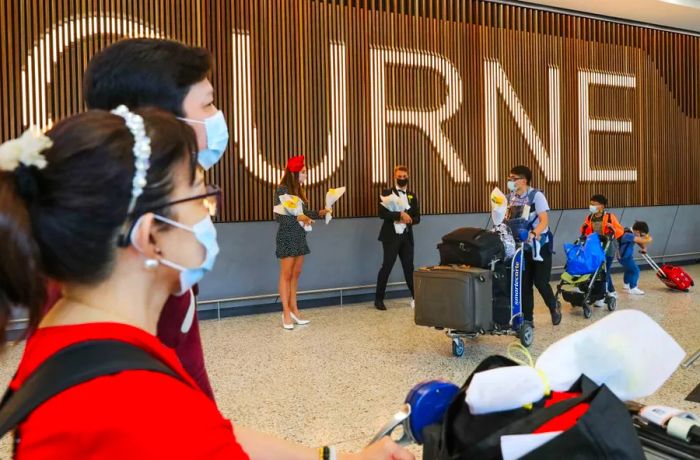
[180,111,229,170]
[507,180,516,192]
[132,214,220,295]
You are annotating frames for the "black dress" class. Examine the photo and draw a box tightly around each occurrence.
[274,185,320,259]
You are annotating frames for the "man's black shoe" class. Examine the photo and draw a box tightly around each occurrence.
[374,301,387,311]
[550,301,562,326]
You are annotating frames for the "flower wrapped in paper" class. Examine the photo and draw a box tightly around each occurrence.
[324,186,346,224]
[490,186,507,226]
[465,310,685,415]
[273,194,312,232]
[380,192,411,234]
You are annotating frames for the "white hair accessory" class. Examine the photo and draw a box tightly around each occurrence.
[110,105,152,215]
[0,126,52,172]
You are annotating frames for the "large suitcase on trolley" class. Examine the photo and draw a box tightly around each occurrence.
[437,227,505,268]
[414,266,494,332]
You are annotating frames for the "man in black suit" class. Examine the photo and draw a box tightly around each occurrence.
[375,165,421,310]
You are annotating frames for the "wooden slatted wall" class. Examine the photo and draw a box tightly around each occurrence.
[2,0,700,222]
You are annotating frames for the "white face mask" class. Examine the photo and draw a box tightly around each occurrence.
[590,205,600,214]
[298,172,307,184]
[178,111,229,170]
[131,215,220,295]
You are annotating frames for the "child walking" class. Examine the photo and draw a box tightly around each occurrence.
[618,221,653,295]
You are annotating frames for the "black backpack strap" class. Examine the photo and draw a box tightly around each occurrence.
[0,339,187,439]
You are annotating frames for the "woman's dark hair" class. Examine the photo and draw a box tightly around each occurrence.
[0,108,197,344]
[83,38,212,116]
[633,221,650,234]
[279,169,307,202]
[510,165,532,184]
[591,194,608,206]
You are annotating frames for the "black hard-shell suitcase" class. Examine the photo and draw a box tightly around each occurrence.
[438,227,504,268]
[491,262,511,326]
[414,266,494,332]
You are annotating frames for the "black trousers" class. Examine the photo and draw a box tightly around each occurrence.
[375,234,415,302]
[522,243,557,321]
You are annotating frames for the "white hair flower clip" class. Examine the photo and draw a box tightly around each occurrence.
[0,126,52,172]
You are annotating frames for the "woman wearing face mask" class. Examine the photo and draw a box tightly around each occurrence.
[275,155,329,330]
[0,109,411,460]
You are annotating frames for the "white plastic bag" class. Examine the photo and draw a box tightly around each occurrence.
[465,311,686,414]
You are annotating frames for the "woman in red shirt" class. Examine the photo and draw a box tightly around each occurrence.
[0,109,411,460]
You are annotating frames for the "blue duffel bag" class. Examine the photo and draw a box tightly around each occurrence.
[563,233,605,276]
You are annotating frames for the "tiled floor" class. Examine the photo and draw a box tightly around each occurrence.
[1,267,699,457]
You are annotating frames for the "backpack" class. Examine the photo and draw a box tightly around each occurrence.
[0,340,187,455]
[582,212,624,240]
[505,188,541,242]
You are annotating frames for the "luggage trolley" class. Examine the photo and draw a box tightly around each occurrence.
[414,245,533,357]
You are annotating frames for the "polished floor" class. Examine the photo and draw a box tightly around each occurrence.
[1,267,699,457]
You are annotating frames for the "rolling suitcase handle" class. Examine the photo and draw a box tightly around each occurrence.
[640,252,666,278]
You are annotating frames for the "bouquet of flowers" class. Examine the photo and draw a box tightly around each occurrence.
[273,194,312,232]
[324,187,346,224]
[490,186,507,226]
[380,192,411,234]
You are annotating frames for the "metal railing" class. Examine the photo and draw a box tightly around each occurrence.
[198,281,407,320]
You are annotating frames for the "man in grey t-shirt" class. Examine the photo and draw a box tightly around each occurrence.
[506,165,562,327]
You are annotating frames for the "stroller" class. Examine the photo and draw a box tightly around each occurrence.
[555,232,617,319]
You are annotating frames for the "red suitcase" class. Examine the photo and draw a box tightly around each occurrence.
[641,253,694,292]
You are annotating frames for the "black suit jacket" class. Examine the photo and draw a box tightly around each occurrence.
[378,188,421,244]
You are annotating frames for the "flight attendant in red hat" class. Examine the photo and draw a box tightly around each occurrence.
[274,156,329,330]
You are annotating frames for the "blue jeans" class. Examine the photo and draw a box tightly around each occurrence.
[620,256,640,288]
[605,255,615,292]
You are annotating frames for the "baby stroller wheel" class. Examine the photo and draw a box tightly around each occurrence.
[583,305,592,319]
[519,323,534,348]
[452,338,465,357]
[606,296,617,312]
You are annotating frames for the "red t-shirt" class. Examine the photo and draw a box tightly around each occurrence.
[41,282,216,400]
[10,322,249,459]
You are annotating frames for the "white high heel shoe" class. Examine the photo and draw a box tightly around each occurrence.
[282,317,294,330]
[290,312,310,325]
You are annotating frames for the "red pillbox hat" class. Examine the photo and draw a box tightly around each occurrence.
[286,155,305,172]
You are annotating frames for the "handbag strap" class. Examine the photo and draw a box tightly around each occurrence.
[0,339,187,439]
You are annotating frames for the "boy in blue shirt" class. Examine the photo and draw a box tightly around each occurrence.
[618,221,653,295]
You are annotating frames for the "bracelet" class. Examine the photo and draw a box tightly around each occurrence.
[318,446,330,460]
[317,446,336,460]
